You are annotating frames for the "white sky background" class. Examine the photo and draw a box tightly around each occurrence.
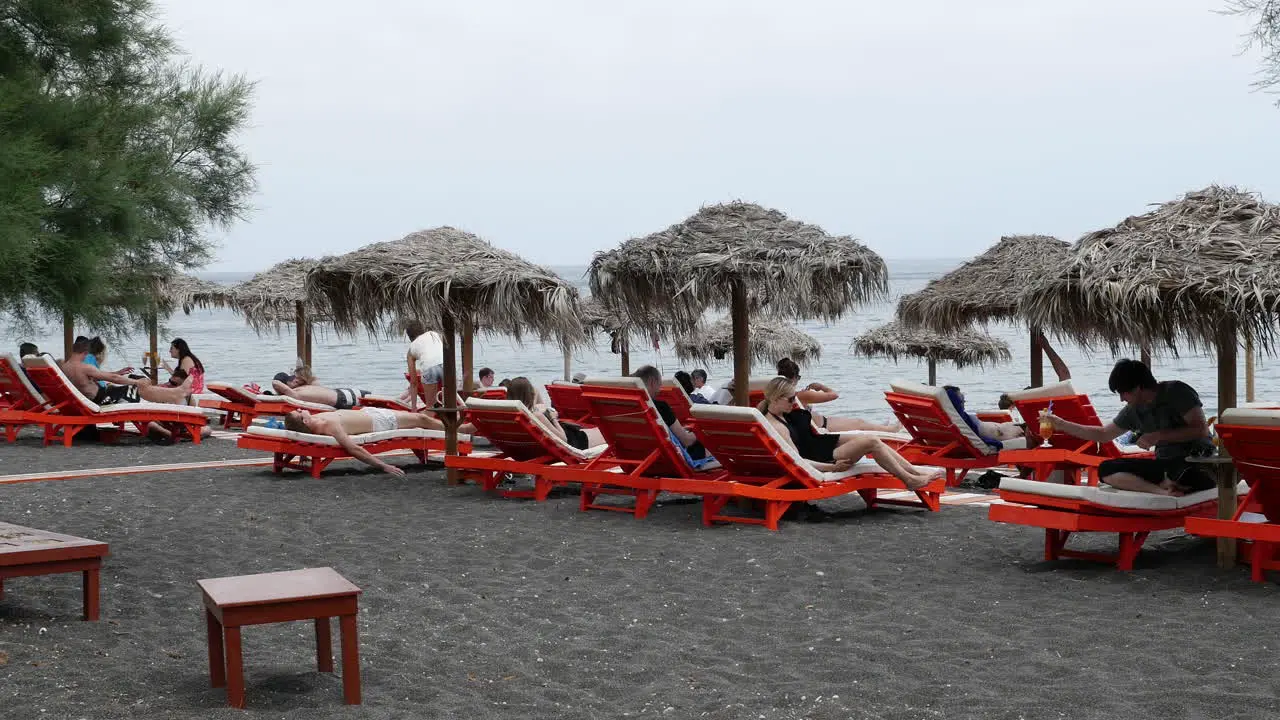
[161,0,1278,271]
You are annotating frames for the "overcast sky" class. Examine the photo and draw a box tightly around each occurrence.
[161,0,1278,271]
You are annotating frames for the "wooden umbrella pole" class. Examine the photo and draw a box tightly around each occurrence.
[442,311,461,485]
[295,301,306,367]
[1218,322,1238,419]
[563,344,571,381]
[620,338,630,376]
[148,311,159,384]
[63,310,73,360]
[461,315,475,394]
[927,357,936,386]
[1029,327,1044,388]
[1246,336,1255,404]
[731,280,750,406]
[1140,344,1152,368]
[305,322,313,367]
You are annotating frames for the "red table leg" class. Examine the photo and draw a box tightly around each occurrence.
[315,617,333,672]
[224,625,246,709]
[82,567,100,621]
[206,610,226,689]
[339,614,361,705]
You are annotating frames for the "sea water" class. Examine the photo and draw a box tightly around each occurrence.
[5,259,1272,423]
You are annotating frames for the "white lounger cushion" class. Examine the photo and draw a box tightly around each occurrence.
[999,477,1246,512]
[691,404,943,484]
[23,355,205,417]
[245,425,472,447]
[1220,408,1280,428]
[465,397,607,460]
[1,353,45,403]
[1003,381,1079,402]
[889,379,995,455]
[206,382,334,411]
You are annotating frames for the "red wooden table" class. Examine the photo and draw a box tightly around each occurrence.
[997,447,1096,485]
[0,522,108,620]
[198,567,362,709]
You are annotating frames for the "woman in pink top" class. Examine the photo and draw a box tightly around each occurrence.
[161,338,205,396]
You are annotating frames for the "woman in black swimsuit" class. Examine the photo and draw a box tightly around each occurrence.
[759,377,936,489]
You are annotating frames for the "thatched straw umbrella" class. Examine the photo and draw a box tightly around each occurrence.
[578,297,663,376]
[306,227,585,480]
[1023,185,1280,416]
[230,258,322,366]
[896,234,1072,387]
[589,202,886,405]
[852,321,1011,385]
[675,317,822,367]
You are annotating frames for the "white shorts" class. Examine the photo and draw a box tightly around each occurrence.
[362,407,398,433]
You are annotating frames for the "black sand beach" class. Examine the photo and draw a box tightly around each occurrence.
[3,435,1280,719]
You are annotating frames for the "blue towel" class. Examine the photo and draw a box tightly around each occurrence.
[668,427,717,470]
[943,386,1002,449]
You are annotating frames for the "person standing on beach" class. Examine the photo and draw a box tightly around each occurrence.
[402,319,444,409]
[1043,359,1214,496]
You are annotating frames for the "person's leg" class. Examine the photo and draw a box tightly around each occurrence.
[392,411,444,431]
[834,435,933,489]
[137,376,191,405]
[1097,459,1173,495]
[824,416,901,433]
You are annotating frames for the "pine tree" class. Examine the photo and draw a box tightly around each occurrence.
[0,0,255,335]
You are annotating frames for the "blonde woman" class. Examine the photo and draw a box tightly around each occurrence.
[758,377,935,489]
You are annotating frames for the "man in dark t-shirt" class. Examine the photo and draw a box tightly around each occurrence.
[634,365,707,460]
[1044,359,1214,495]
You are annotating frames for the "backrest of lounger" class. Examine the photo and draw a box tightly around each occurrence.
[690,404,823,486]
[207,381,258,405]
[658,382,694,425]
[1003,381,1122,457]
[477,387,507,400]
[580,376,692,477]
[545,382,593,424]
[22,355,101,414]
[0,354,43,408]
[745,377,779,408]
[886,379,993,457]
[463,397,589,463]
[1217,409,1280,521]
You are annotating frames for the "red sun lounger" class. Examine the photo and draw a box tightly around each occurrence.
[1,353,48,441]
[21,356,207,446]
[1185,408,1280,582]
[990,476,1240,571]
[445,397,609,501]
[544,382,595,427]
[237,425,473,478]
[886,379,1027,486]
[679,404,945,530]
[1002,381,1152,479]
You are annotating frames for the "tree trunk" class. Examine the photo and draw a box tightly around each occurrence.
[147,311,159,384]
[927,358,936,386]
[620,338,630,376]
[461,315,475,394]
[732,281,750,406]
[63,310,73,360]
[1140,344,1151,368]
[295,301,307,367]
[1029,328,1044,388]
[442,311,460,484]
[1217,323,1237,420]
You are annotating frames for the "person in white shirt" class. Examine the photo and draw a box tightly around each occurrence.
[709,379,735,406]
[401,319,444,409]
[690,369,715,400]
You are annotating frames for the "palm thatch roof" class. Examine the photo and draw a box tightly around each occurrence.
[675,317,822,366]
[588,202,887,333]
[852,321,1011,368]
[229,258,323,331]
[163,274,233,314]
[896,235,1070,332]
[1022,186,1280,353]
[305,227,585,343]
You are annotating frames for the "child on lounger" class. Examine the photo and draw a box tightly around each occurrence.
[283,408,446,476]
[759,378,936,489]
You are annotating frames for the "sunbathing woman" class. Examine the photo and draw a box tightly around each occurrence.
[506,377,604,450]
[759,377,936,489]
[283,407,445,476]
[775,358,902,433]
[272,366,370,409]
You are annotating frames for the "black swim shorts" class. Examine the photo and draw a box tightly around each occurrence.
[1096,457,1214,493]
[333,388,369,410]
[93,384,140,406]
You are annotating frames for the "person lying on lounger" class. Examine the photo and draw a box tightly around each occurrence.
[272,367,370,409]
[1043,359,1214,496]
[944,385,1025,441]
[760,377,935,489]
[283,407,446,476]
[998,337,1073,411]
[505,376,604,450]
[775,358,901,433]
[61,339,192,406]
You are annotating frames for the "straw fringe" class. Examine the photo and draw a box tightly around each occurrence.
[852,321,1011,368]
[675,318,822,366]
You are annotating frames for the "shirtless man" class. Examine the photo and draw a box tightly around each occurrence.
[61,339,191,405]
[272,367,369,409]
[282,408,445,476]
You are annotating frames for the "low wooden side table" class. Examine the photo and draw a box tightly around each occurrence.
[1187,455,1240,569]
[198,567,362,709]
[0,522,108,620]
